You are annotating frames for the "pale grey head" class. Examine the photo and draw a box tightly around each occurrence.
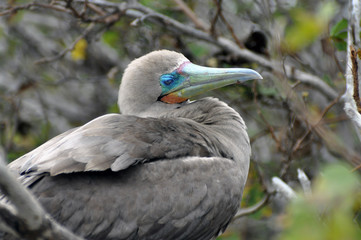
[118,50,188,116]
[118,50,262,117]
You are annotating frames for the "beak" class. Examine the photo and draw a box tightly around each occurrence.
[160,62,262,103]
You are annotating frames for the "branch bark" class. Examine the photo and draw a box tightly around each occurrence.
[297,169,312,197]
[272,177,297,201]
[232,194,271,220]
[343,0,361,138]
[173,0,208,31]
[0,149,84,240]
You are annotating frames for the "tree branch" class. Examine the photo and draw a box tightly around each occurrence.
[0,2,71,16]
[297,169,312,196]
[68,0,338,100]
[213,0,244,49]
[0,0,340,100]
[272,177,297,200]
[232,194,271,220]
[35,23,95,64]
[173,0,208,31]
[350,46,361,112]
[0,149,84,240]
[343,0,361,136]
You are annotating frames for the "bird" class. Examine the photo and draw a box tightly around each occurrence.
[3,50,262,240]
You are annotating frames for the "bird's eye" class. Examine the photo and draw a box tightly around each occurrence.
[163,79,173,86]
[160,74,174,86]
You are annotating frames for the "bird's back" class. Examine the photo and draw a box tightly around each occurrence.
[4,156,243,240]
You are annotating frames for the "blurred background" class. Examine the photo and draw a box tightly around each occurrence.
[1,0,361,239]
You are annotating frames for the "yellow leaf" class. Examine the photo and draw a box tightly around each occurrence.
[71,38,88,61]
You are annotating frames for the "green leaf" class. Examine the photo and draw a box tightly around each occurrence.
[336,31,348,39]
[330,18,348,37]
[333,39,347,51]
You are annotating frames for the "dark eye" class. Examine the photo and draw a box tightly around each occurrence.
[163,79,173,85]
[160,74,174,86]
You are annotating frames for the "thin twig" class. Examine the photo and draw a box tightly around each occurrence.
[0,2,70,16]
[66,0,121,23]
[232,193,271,220]
[35,23,95,64]
[211,0,243,48]
[274,64,361,167]
[87,2,106,15]
[209,0,221,37]
[215,0,244,49]
[252,80,285,152]
[130,13,160,26]
[297,169,312,196]
[292,93,342,153]
[173,0,208,31]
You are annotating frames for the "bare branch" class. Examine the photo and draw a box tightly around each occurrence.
[173,0,208,31]
[272,177,297,200]
[252,81,285,152]
[343,0,361,135]
[0,149,84,240]
[217,38,338,100]
[232,194,271,220]
[35,23,95,64]
[209,0,220,37]
[297,169,312,196]
[213,0,244,49]
[292,93,342,153]
[350,45,361,112]
[0,2,70,16]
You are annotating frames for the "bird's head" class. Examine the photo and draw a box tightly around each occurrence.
[118,50,262,116]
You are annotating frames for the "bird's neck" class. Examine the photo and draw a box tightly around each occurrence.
[165,97,251,169]
[167,97,246,130]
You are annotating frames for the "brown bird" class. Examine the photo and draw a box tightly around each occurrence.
[4,50,262,240]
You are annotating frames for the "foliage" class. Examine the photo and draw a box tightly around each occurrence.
[330,18,348,51]
[281,2,336,52]
[279,163,361,240]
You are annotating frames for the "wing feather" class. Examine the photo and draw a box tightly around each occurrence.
[9,113,213,176]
